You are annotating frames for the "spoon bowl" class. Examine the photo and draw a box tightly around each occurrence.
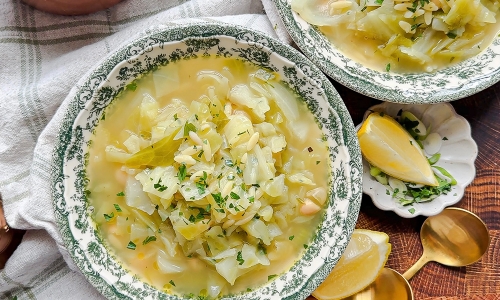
[403,207,490,279]
[344,268,414,300]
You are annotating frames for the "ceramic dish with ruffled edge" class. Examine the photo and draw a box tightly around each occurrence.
[271,0,500,104]
[51,22,363,300]
[358,102,477,218]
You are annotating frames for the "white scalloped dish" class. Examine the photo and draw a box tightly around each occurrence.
[358,102,477,218]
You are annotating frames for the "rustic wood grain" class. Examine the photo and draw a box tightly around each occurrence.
[331,80,500,299]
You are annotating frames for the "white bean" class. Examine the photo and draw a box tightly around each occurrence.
[299,199,321,216]
[247,132,260,151]
[203,140,212,161]
[241,153,248,164]
[174,154,196,165]
[181,146,199,156]
[189,131,203,146]
[221,181,234,198]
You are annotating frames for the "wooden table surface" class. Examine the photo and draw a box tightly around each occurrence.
[330,81,500,299]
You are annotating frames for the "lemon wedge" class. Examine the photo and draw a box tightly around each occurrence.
[312,229,391,300]
[357,112,438,186]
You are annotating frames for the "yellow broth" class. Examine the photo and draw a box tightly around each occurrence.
[86,57,330,297]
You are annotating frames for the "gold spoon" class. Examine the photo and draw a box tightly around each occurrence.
[343,207,490,300]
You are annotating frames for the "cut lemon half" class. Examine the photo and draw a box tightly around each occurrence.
[357,112,438,186]
[312,229,391,300]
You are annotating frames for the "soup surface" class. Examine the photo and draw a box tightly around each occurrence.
[292,0,500,73]
[86,57,329,298]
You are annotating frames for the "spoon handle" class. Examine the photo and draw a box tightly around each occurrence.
[402,254,430,281]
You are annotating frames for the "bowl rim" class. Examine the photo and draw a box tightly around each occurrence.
[51,21,363,299]
[272,0,500,104]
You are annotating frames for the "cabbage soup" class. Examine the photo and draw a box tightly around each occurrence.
[292,0,500,73]
[85,57,330,298]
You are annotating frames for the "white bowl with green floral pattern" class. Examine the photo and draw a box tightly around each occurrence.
[51,22,363,300]
[272,0,500,103]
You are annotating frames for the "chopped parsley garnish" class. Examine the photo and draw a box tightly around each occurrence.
[113,204,122,212]
[183,122,197,136]
[236,251,245,265]
[142,236,157,245]
[104,212,114,222]
[268,274,277,280]
[194,172,208,195]
[196,183,206,195]
[169,280,176,287]
[230,192,240,199]
[408,208,416,214]
[173,113,178,121]
[442,136,448,140]
[386,63,391,72]
[126,82,137,91]
[289,235,295,241]
[446,31,457,39]
[189,215,196,223]
[154,178,168,192]
[225,159,234,167]
[411,23,423,31]
[248,196,255,203]
[127,241,136,250]
[116,191,125,196]
[212,192,227,209]
[177,164,187,181]
[303,244,308,249]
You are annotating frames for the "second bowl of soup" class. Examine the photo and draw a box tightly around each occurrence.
[273,0,500,103]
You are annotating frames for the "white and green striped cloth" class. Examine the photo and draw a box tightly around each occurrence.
[0,0,289,298]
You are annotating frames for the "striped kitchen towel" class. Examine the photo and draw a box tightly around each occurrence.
[0,0,280,298]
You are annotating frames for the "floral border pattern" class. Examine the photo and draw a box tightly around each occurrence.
[51,22,362,299]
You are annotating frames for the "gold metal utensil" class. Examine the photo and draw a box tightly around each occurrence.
[342,268,413,300]
[403,207,490,280]
[342,207,490,300]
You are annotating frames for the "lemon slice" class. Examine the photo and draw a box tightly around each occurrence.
[312,229,391,300]
[357,112,438,186]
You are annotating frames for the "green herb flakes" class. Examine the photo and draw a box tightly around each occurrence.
[126,82,137,91]
[127,241,136,250]
[104,212,114,222]
[236,251,245,265]
[113,204,122,212]
[183,122,197,136]
[154,178,168,192]
[177,164,187,181]
[142,236,157,245]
